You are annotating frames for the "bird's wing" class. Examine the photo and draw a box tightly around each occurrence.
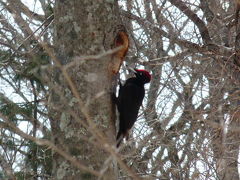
[118,83,144,109]
[118,83,144,127]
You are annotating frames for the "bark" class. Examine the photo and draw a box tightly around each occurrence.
[49,1,121,179]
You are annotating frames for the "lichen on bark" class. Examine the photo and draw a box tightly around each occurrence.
[50,0,121,179]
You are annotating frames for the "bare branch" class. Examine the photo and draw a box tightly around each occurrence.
[168,0,212,44]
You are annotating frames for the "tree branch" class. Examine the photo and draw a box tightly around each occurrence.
[0,113,101,177]
[168,0,212,44]
[121,10,233,56]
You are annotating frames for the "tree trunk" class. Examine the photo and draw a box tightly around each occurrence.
[50,1,120,179]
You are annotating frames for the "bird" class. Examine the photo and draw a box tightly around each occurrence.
[115,68,151,147]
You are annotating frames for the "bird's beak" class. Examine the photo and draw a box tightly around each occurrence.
[127,66,137,73]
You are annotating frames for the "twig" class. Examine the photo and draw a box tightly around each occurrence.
[0,113,101,177]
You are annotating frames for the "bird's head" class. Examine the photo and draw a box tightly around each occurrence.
[128,67,151,84]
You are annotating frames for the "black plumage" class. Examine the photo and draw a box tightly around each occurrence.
[116,69,151,147]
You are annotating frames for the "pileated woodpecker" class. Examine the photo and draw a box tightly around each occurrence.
[115,68,151,147]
